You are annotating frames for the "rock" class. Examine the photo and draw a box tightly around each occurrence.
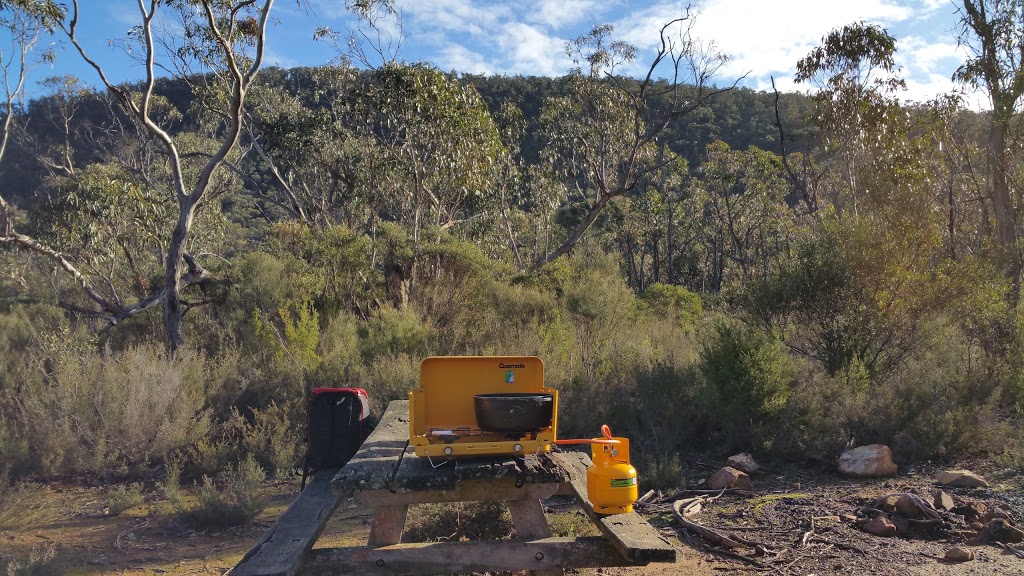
[969,521,985,531]
[894,495,923,518]
[876,495,901,512]
[933,490,955,511]
[862,515,897,537]
[984,518,1024,544]
[980,509,1011,524]
[935,469,989,488]
[837,444,898,477]
[706,466,752,490]
[954,501,989,523]
[841,514,859,522]
[944,546,974,562]
[726,453,760,474]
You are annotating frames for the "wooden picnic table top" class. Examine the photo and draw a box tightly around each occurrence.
[332,400,676,564]
[234,399,676,576]
[332,400,567,498]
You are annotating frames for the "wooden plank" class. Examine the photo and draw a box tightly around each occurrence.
[368,505,408,546]
[332,401,410,496]
[233,469,342,576]
[302,537,645,575]
[546,450,676,564]
[356,480,559,507]
[508,499,562,576]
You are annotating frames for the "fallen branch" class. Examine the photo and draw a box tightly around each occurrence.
[660,487,752,502]
[995,542,1024,560]
[800,516,815,548]
[809,536,866,554]
[672,499,744,549]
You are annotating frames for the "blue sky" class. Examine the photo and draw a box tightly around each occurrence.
[8,0,975,105]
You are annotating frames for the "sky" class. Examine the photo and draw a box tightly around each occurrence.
[5,0,980,106]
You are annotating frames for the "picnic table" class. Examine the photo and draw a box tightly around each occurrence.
[233,400,676,576]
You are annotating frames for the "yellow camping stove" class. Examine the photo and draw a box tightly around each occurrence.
[409,356,558,458]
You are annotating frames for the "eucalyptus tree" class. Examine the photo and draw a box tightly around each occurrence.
[955,0,1024,297]
[244,66,385,230]
[533,15,733,270]
[794,22,906,219]
[53,0,277,351]
[690,141,793,292]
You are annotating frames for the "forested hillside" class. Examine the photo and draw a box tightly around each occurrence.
[1,0,1022,499]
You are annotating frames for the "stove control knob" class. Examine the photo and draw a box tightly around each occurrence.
[514,443,523,452]
[444,447,453,455]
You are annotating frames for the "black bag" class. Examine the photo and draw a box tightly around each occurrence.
[302,387,370,488]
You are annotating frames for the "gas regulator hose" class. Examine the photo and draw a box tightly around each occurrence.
[553,424,621,445]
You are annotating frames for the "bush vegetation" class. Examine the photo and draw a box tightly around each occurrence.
[0,225,1020,490]
[1,15,1022,521]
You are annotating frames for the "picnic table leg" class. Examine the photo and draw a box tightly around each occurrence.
[368,504,409,546]
[507,499,563,576]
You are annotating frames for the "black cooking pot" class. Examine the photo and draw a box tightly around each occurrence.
[474,392,553,434]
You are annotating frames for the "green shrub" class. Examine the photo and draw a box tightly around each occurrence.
[11,345,212,476]
[360,306,433,362]
[190,455,266,528]
[782,322,1014,462]
[0,544,62,576]
[700,320,794,450]
[240,402,301,477]
[105,483,144,516]
[359,353,420,416]
[638,453,685,491]
[160,461,185,511]
[547,510,600,537]
[641,283,702,328]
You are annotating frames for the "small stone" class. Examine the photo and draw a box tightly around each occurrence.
[969,521,985,531]
[944,546,974,562]
[726,453,760,474]
[837,444,898,477]
[841,514,858,522]
[933,490,955,511]
[935,469,989,488]
[706,466,752,490]
[862,515,897,537]
[788,481,801,490]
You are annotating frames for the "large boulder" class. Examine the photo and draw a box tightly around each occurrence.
[935,470,989,488]
[837,444,898,477]
[726,453,760,474]
[706,466,752,490]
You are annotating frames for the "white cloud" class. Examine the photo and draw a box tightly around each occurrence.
[525,0,612,29]
[898,36,962,73]
[437,43,493,74]
[494,22,570,76]
[401,0,513,38]
[308,0,352,20]
[263,48,301,70]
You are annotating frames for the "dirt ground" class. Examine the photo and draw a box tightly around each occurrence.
[0,461,1021,575]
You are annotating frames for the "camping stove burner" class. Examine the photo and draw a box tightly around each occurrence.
[428,427,536,443]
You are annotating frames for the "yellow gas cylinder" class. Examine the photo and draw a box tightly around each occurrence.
[586,433,638,514]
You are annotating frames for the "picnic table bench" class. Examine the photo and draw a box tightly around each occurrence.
[233,400,676,576]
